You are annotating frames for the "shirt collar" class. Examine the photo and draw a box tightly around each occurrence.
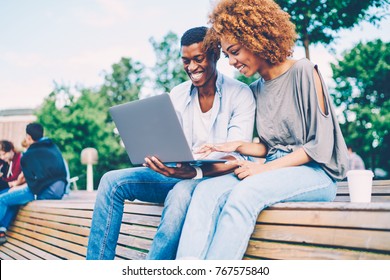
[188,71,223,98]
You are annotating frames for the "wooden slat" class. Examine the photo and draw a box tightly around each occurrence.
[7,229,85,259]
[10,226,86,256]
[117,234,152,251]
[115,244,147,260]
[244,240,390,260]
[119,223,157,239]
[18,210,91,227]
[5,232,62,260]
[16,215,90,236]
[0,251,13,260]
[268,202,390,210]
[337,180,390,188]
[121,213,161,227]
[258,209,390,229]
[12,220,88,246]
[19,207,93,219]
[251,224,390,251]
[1,241,44,260]
[0,245,27,260]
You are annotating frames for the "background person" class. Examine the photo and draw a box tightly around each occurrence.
[0,123,68,244]
[0,140,24,244]
[347,146,365,170]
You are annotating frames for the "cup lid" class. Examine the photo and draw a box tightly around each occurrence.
[346,170,374,177]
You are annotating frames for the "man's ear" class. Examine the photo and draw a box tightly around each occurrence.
[25,134,33,144]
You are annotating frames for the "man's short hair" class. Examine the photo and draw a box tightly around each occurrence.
[180,26,220,60]
[26,123,44,141]
[181,26,208,47]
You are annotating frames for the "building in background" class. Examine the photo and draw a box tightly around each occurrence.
[0,109,37,151]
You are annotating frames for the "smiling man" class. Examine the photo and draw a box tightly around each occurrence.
[86,26,255,260]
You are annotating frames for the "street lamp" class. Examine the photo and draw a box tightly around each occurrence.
[81,147,98,192]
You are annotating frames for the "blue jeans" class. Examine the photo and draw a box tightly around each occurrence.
[0,189,20,231]
[86,167,182,260]
[0,181,66,230]
[146,178,205,260]
[0,186,35,224]
[176,150,337,259]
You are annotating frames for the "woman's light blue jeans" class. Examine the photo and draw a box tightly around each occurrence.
[176,150,337,260]
[86,167,182,260]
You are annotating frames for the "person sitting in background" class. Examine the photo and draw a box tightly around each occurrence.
[348,146,365,170]
[0,123,68,245]
[0,140,23,191]
[0,140,25,244]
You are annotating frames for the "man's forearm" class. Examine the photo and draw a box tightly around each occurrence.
[200,155,238,177]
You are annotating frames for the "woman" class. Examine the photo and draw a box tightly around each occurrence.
[0,140,24,244]
[0,140,23,190]
[175,0,348,259]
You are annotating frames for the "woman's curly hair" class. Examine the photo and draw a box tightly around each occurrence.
[206,0,297,64]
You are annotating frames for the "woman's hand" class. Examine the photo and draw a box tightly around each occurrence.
[227,160,270,180]
[195,141,244,159]
[143,156,196,179]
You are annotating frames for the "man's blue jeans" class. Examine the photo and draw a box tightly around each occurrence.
[176,150,337,260]
[86,167,182,260]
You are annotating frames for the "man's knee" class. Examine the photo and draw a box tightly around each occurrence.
[165,180,196,209]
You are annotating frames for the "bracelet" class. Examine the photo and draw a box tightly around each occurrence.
[192,166,203,180]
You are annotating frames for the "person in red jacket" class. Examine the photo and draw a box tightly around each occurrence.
[0,140,23,190]
[0,140,25,244]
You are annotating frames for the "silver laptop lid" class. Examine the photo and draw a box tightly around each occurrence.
[109,94,197,165]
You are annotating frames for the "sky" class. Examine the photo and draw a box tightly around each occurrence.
[0,0,389,110]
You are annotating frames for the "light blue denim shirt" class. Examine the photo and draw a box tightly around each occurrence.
[169,72,255,154]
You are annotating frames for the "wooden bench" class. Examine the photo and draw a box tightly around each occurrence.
[1,180,389,260]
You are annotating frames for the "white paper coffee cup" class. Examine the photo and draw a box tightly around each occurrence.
[346,170,374,203]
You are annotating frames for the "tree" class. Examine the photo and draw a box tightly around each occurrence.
[149,31,188,93]
[99,57,146,107]
[275,0,389,59]
[36,56,147,189]
[331,39,390,176]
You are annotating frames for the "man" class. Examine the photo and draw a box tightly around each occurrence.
[86,26,255,260]
[0,123,68,244]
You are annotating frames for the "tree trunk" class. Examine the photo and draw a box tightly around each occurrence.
[303,34,310,60]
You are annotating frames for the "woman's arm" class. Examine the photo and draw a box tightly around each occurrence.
[196,141,268,158]
[231,147,312,179]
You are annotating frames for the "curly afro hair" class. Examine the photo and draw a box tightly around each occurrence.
[207,0,297,64]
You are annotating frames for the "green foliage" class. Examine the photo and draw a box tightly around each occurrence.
[275,0,389,58]
[149,31,188,93]
[235,73,260,86]
[331,39,390,176]
[36,57,146,189]
[99,57,146,107]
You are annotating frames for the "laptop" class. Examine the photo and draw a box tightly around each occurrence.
[109,94,227,166]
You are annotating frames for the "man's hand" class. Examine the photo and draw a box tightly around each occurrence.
[143,156,197,179]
